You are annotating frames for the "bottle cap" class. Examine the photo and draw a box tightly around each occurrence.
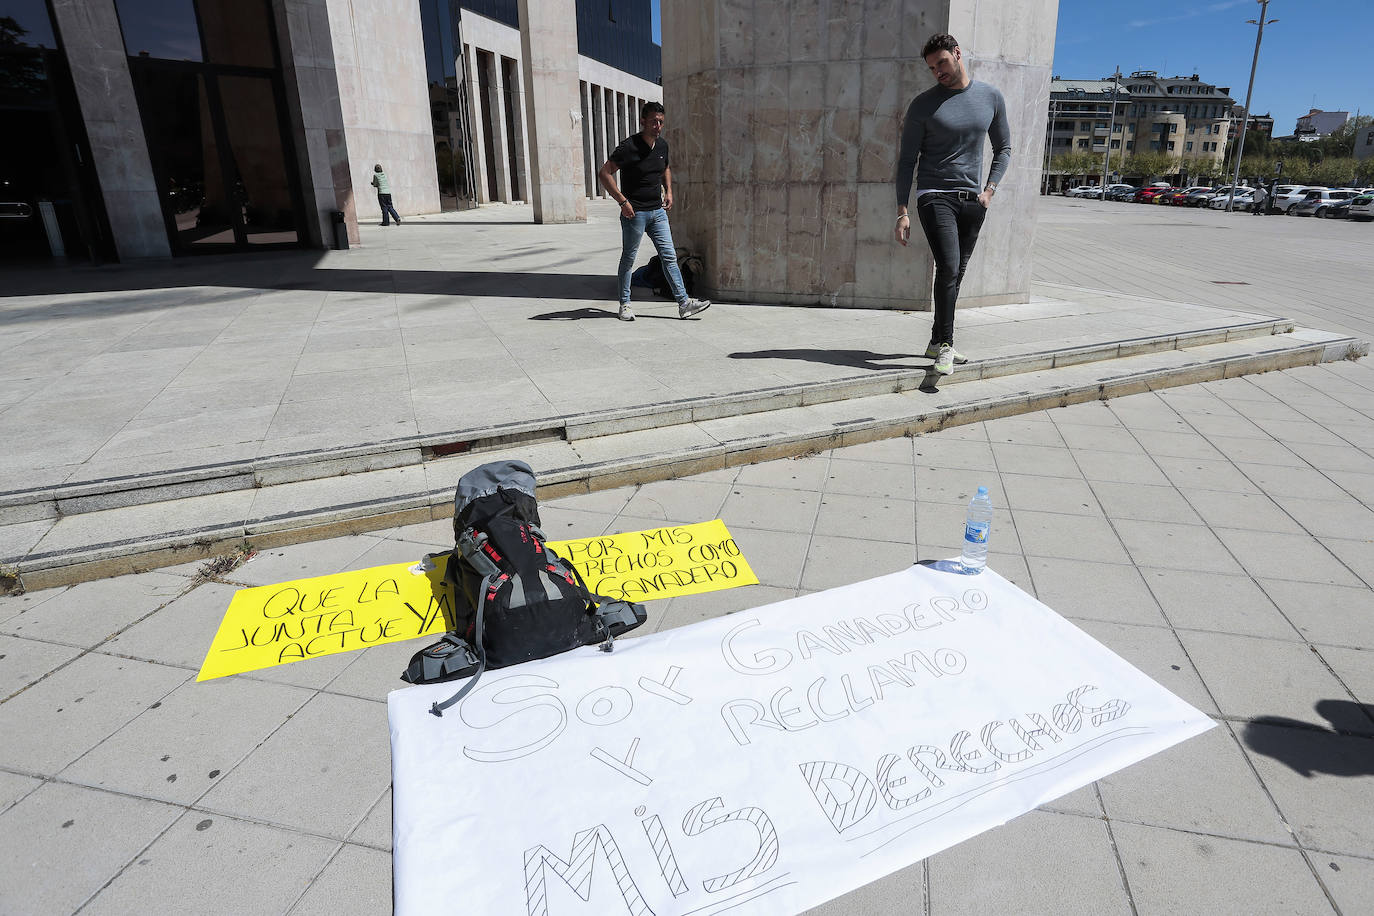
[976,485,988,496]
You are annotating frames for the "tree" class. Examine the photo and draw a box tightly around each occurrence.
[1120,152,1174,182]
[1316,115,1374,159]
[1049,152,1105,181]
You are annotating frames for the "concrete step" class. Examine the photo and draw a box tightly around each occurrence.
[1,325,1363,592]
[0,317,1295,524]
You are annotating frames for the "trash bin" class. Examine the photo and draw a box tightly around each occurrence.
[330,209,348,250]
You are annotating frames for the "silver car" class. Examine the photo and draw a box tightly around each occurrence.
[1292,188,1358,218]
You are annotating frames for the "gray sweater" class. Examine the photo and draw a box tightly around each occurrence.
[895,80,1012,206]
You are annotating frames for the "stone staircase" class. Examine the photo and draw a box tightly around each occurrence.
[0,316,1364,592]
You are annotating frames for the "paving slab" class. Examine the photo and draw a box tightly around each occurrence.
[926,809,1129,916]
[0,781,182,916]
[79,810,338,916]
[1111,821,1332,916]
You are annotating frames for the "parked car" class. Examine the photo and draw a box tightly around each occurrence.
[1270,185,1319,214]
[1165,186,1212,206]
[1106,185,1140,201]
[1324,198,1357,220]
[1349,192,1374,221]
[1292,188,1359,217]
[1182,187,1220,206]
[1135,186,1175,203]
[1210,189,1255,210]
[1064,185,1099,197]
[1201,187,1253,209]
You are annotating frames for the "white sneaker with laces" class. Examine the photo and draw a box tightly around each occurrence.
[678,298,711,319]
[925,343,968,364]
[618,303,635,321]
[933,343,955,375]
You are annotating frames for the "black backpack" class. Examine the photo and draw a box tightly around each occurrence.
[644,249,702,299]
[402,460,647,716]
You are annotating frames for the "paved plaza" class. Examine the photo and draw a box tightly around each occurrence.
[0,197,1371,914]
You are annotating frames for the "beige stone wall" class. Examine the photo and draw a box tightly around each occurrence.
[663,0,1057,310]
[327,0,440,220]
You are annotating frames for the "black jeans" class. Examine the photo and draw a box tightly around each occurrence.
[916,193,987,346]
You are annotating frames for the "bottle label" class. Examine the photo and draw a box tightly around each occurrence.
[964,522,989,544]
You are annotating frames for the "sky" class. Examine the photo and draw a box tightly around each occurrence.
[648,0,1373,136]
[1052,0,1373,135]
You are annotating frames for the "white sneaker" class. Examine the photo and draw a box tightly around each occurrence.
[933,343,955,375]
[925,343,968,364]
[678,298,711,318]
[618,303,635,321]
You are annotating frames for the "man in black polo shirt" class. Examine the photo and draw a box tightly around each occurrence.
[597,101,711,321]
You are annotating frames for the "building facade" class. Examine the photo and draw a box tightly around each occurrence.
[1295,108,1348,140]
[1357,126,1374,162]
[1121,71,1233,176]
[0,0,661,263]
[1044,77,1132,190]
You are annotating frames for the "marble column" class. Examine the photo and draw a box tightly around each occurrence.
[275,0,357,247]
[462,42,491,204]
[517,0,586,222]
[580,81,595,197]
[49,0,170,259]
[662,0,1057,309]
[591,83,607,195]
[490,53,514,202]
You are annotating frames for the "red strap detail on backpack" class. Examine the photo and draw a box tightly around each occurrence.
[547,564,575,587]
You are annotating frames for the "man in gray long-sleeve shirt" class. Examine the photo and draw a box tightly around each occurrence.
[895,33,1012,376]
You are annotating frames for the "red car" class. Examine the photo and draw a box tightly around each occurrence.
[1135,186,1176,203]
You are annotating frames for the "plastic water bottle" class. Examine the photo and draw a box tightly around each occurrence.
[961,486,992,573]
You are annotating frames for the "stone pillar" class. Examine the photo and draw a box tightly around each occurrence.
[591,84,607,196]
[580,81,595,197]
[49,0,170,259]
[517,0,586,223]
[662,0,1056,309]
[507,57,532,202]
[463,42,491,204]
[490,54,514,202]
[275,0,357,247]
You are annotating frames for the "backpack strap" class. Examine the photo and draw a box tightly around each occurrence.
[429,571,495,716]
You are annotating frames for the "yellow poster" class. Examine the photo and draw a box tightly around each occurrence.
[547,519,758,602]
[198,520,756,681]
[196,556,454,682]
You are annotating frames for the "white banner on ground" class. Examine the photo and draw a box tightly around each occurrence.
[388,564,1213,916]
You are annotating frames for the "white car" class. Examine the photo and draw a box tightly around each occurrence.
[1348,191,1374,222]
[1210,190,1255,210]
[1270,185,1319,214]
[1064,185,1100,198]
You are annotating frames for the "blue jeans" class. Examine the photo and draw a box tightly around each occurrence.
[378,193,400,225]
[618,208,687,305]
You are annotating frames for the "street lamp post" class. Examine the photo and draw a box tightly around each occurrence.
[1043,98,1058,195]
[1227,0,1278,212]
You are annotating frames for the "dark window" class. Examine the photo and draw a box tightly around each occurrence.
[1,0,57,48]
[114,0,203,61]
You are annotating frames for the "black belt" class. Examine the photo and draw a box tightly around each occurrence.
[925,190,978,201]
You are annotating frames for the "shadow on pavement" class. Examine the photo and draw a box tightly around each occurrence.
[1242,700,1374,777]
[0,246,616,312]
[729,348,927,371]
[529,307,683,321]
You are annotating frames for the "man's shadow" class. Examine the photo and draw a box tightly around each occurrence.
[1243,699,1374,777]
[529,307,687,321]
[729,348,928,372]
